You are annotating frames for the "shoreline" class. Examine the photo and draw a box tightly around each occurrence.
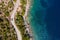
[23,0,34,40]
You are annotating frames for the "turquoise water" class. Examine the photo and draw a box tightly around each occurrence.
[28,0,50,40]
[28,0,60,40]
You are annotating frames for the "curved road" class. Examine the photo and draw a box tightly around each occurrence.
[23,0,30,25]
[23,0,29,19]
[10,0,22,40]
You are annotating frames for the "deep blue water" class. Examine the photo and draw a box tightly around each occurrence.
[28,0,60,40]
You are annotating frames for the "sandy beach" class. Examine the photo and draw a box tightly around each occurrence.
[23,0,34,40]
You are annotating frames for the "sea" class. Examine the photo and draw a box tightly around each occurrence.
[28,0,60,40]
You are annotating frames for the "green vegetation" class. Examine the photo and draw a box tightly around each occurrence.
[0,0,14,17]
[13,0,17,2]
[0,0,30,40]
[21,0,27,5]
[4,11,9,16]
[0,17,17,40]
[20,0,27,16]
[8,0,14,8]
[0,1,17,40]
[21,5,26,16]
[15,13,30,40]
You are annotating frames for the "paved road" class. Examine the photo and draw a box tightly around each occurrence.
[10,0,22,40]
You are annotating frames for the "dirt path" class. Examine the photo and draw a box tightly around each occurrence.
[10,0,22,40]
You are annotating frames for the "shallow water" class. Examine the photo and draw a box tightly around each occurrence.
[28,0,60,40]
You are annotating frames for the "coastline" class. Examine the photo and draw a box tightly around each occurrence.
[23,0,34,40]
